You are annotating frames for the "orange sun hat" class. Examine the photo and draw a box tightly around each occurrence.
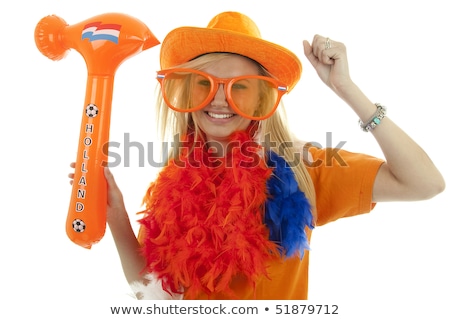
[160,11,302,91]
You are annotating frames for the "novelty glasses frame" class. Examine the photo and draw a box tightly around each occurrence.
[156,68,289,120]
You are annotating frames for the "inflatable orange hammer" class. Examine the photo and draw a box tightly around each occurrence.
[34,13,159,249]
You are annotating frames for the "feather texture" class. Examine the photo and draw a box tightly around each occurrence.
[265,151,314,258]
[139,131,314,299]
[139,131,278,299]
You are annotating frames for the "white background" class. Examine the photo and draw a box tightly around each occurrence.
[1,0,449,319]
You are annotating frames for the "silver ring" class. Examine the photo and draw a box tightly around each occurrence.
[325,37,331,50]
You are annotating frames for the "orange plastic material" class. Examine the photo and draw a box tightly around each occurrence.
[35,13,160,249]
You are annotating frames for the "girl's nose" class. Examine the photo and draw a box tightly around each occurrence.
[210,84,228,107]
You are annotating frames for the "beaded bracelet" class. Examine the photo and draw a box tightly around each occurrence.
[359,103,387,132]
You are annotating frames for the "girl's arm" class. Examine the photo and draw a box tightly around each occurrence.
[303,36,445,202]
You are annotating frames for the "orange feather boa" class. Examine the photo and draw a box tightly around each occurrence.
[139,131,280,299]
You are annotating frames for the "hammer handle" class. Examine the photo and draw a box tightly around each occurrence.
[66,75,113,248]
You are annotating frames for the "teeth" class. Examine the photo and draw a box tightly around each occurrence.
[207,112,234,119]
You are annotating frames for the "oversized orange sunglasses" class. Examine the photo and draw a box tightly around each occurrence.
[156,68,288,120]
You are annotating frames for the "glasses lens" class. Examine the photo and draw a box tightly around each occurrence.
[161,71,212,111]
[230,77,280,119]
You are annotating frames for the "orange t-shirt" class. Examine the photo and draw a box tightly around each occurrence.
[139,147,384,299]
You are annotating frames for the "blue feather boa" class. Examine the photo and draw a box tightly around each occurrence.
[265,151,314,258]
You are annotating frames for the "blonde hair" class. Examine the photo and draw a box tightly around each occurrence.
[155,53,316,214]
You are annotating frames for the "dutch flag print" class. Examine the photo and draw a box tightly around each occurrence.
[81,22,121,44]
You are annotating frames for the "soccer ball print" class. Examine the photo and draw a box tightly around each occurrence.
[85,104,99,118]
[72,219,86,233]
